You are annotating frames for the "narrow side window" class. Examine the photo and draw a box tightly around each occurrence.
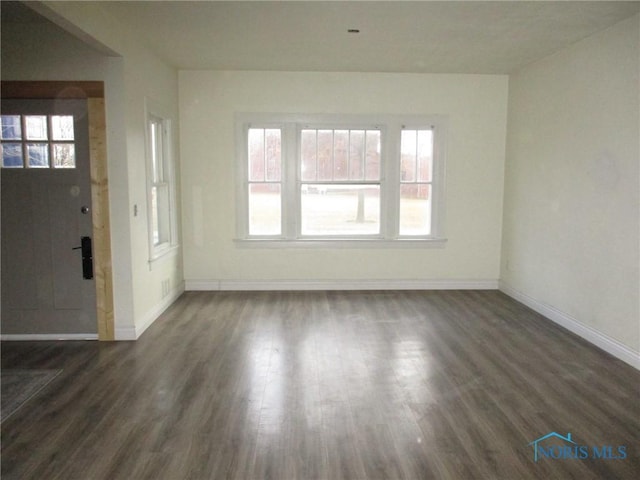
[146,104,178,261]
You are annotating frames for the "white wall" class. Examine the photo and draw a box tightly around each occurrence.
[3,3,184,339]
[180,71,508,287]
[501,15,640,360]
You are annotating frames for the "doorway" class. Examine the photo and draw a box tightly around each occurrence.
[1,81,114,340]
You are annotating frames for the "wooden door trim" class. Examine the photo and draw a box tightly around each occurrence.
[1,81,115,340]
[87,98,114,340]
[1,81,104,99]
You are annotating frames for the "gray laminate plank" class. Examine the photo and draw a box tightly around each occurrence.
[2,290,639,479]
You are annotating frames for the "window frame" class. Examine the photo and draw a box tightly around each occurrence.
[396,124,444,239]
[235,113,447,248]
[145,99,179,263]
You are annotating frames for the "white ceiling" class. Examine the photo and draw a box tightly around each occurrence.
[11,1,640,74]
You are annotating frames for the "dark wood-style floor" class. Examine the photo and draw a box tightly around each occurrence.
[1,290,639,479]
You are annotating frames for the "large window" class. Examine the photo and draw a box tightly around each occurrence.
[146,103,178,261]
[300,128,381,236]
[236,114,446,246]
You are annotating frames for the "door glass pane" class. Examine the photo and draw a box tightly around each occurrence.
[27,143,49,168]
[51,116,74,141]
[399,184,431,236]
[1,143,23,168]
[301,184,380,235]
[25,116,48,140]
[53,144,75,168]
[1,116,22,140]
[249,183,281,235]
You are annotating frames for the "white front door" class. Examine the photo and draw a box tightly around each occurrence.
[1,99,97,336]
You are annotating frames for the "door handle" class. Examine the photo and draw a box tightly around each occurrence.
[72,236,93,280]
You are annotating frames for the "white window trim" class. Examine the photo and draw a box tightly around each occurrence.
[235,113,447,247]
[144,98,179,265]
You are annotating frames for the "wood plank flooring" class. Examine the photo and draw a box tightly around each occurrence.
[2,290,639,479]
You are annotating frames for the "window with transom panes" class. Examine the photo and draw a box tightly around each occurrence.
[236,114,447,246]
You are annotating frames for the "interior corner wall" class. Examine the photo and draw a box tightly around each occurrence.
[501,15,640,358]
[179,71,508,287]
[120,44,184,339]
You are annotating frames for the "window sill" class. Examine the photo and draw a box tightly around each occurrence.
[149,244,180,267]
[234,238,447,249]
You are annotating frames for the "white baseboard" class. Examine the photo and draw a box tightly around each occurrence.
[185,278,499,291]
[113,327,137,341]
[114,281,185,341]
[0,333,98,341]
[499,281,640,370]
